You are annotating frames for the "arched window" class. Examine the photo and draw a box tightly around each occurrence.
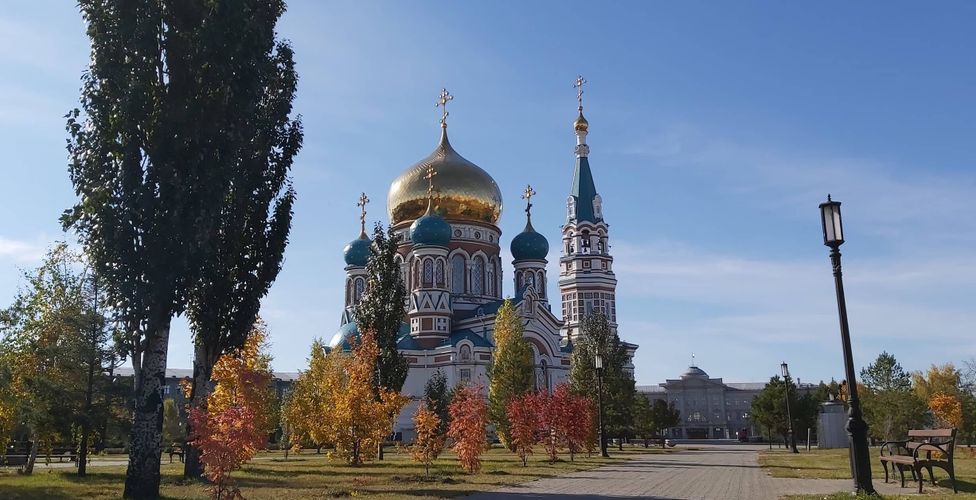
[459,344,472,362]
[354,277,365,302]
[536,270,545,298]
[451,254,466,294]
[423,258,433,287]
[345,279,353,305]
[525,272,535,290]
[472,256,485,295]
[539,359,550,393]
[435,259,445,287]
[413,260,421,290]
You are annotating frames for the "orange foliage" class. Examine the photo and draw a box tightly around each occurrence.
[928,392,963,429]
[447,384,488,473]
[188,326,275,498]
[409,404,445,478]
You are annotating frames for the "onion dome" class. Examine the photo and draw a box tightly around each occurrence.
[343,234,371,267]
[574,111,589,133]
[409,203,451,247]
[511,218,549,261]
[330,321,410,351]
[388,127,502,225]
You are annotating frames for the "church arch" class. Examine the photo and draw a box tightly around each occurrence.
[435,259,445,287]
[472,255,486,295]
[459,343,472,362]
[422,258,434,287]
[450,252,467,294]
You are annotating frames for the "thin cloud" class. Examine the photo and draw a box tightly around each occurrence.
[0,236,45,264]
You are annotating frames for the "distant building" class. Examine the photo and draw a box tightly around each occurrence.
[637,365,814,440]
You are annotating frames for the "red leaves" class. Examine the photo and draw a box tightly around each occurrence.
[447,385,488,473]
[504,383,595,464]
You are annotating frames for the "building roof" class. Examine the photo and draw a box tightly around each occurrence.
[569,156,601,223]
[115,367,301,382]
[442,329,493,348]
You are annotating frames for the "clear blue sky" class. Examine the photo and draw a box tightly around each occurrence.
[1,1,974,386]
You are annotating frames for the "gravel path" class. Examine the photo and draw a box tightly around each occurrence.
[467,444,909,500]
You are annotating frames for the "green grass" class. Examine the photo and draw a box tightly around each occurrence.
[761,446,976,500]
[0,444,671,499]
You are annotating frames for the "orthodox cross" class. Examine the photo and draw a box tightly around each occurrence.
[356,192,369,235]
[436,88,454,127]
[574,75,587,110]
[521,184,536,218]
[691,353,696,366]
[424,165,437,202]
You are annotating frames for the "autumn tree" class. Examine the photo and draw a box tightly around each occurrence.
[188,325,276,498]
[0,243,117,475]
[409,404,445,478]
[65,2,301,494]
[283,333,407,465]
[488,300,534,450]
[569,312,635,453]
[562,391,594,460]
[356,223,408,460]
[424,369,451,436]
[506,393,538,466]
[448,384,489,473]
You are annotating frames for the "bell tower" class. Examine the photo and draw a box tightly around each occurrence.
[559,76,618,340]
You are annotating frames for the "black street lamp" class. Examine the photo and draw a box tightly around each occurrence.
[594,352,609,458]
[780,362,799,453]
[819,195,875,495]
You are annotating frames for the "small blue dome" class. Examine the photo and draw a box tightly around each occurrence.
[330,321,410,351]
[410,209,451,247]
[511,220,549,261]
[343,235,372,267]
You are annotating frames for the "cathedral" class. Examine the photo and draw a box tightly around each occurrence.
[330,83,637,435]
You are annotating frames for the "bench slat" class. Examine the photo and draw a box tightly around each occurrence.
[908,429,955,438]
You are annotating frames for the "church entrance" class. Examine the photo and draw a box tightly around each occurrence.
[686,428,709,439]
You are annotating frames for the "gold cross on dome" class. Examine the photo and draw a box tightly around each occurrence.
[436,88,454,127]
[574,75,587,110]
[356,192,369,235]
[424,165,437,200]
[521,184,536,217]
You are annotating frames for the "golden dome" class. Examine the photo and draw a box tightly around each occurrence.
[574,111,589,132]
[388,128,503,226]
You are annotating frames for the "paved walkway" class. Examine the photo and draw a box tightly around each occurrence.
[468,444,908,500]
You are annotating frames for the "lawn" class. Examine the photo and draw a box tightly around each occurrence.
[0,444,671,499]
[760,446,976,500]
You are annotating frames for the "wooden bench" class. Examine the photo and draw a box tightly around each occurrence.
[880,428,957,494]
[168,445,185,464]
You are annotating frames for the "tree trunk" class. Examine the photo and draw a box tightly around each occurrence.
[184,342,217,479]
[21,430,38,475]
[123,322,170,499]
[79,350,98,476]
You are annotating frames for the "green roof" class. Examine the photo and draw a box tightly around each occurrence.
[570,156,601,223]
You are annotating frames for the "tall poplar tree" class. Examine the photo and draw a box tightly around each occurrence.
[180,1,301,475]
[64,2,298,496]
[569,312,635,451]
[357,223,409,393]
[487,299,534,450]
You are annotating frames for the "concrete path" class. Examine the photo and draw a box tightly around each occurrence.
[468,444,908,500]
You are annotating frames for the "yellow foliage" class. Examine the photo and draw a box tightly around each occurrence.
[208,320,276,437]
[283,331,408,465]
[928,392,963,429]
[409,404,445,477]
[913,363,962,402]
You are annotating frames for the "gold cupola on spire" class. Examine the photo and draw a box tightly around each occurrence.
[387,88,503,226]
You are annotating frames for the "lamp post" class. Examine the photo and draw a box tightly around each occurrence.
[819,195,875,495]
[594,352,609,458]
[781,362,799,453]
